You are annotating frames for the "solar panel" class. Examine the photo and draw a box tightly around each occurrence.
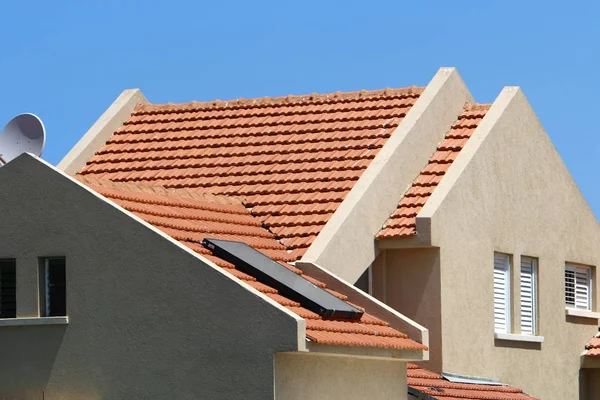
[202,238,363,321]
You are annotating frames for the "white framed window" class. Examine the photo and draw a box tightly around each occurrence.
[565,263,592,311]
[520,256,537,335]
[494,253,511,333]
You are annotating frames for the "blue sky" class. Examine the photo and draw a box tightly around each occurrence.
[1,1,599,214]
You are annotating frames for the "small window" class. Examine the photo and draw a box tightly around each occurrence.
[565,263,592,311]
[494,253,511,333]
[0,260,16,318]
[40,258,66,317]
[520,257,537,335]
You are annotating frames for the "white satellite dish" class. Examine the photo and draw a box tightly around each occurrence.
[0,113,46,165]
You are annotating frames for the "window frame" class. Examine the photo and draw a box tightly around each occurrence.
[565,263,593,312]
[519,256,538,336]
[493,252,511,334]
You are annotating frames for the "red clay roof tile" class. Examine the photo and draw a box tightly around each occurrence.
[377,103,491,240]
[584,332,600,357]
[407,364,539,400]
[78,176,426,352]
[78,87,423,258]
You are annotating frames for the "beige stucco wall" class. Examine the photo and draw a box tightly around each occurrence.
[0,154,302,400]
[275,352,407,400]
[415,87,600,399]
[373,248,442,372]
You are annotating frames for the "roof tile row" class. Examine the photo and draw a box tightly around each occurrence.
[80,87,423,257]
[377,103,490,239]
[585,332,600,357]
[408,364,538,400]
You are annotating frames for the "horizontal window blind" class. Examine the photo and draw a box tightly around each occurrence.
[494,253,510,333]
[565,264,591,311]
[520,257,537,335]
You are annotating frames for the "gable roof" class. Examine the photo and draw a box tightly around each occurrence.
[77,87,423,259]
[378,103,490,239]
[78,176,426,351]
[407,364,539,400]
[584,332,600,357]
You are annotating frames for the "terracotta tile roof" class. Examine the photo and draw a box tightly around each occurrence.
[407,364,539,400]
[77,87,423,259]
[78,177,427,351]
[377,103,491,239]
[584,332,600,356]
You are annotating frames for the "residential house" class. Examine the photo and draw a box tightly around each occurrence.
[57,67,598,399]
[0,66,571,399]
[0,154,428,399]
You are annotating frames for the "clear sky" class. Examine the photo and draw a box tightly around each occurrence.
[1,1,599,215]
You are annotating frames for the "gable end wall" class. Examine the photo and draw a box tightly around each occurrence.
[423,87,600,400]
[0,154,300,400]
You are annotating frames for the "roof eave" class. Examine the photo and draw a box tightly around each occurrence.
[305,341,425,362]
[296,260,428,359]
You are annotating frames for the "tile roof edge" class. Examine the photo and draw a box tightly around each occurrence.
[415,87,521,237]
[301,67,473,283]
[58,88,148,176]
[134,86,424,114]
[296,260,428,357]
[307,342,425,360]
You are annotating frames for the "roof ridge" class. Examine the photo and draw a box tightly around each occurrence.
[464,102,492,111]
[134,86,424,115]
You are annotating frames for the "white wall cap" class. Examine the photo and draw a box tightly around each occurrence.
[57,89,148,175]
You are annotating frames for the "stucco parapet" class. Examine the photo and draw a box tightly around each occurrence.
[302,67,472,283]
[57,89,148,175]
[415,86,522,245]
[0,316,68,327]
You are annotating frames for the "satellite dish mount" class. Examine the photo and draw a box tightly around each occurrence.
[0,113,46,165]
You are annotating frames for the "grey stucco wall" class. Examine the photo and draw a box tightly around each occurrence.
[421,88,600,399]
[0,154,300,400]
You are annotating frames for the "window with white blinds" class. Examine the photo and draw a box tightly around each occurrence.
[520,257,537,335]
[565,264,592,311]
[494,253,511,333]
